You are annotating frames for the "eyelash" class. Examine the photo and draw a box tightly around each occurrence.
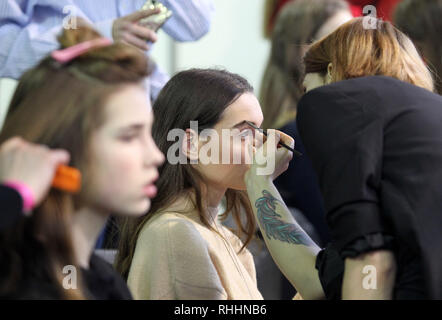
[239,129,253,140]
[120,135,137,142]
[120,132,141,142]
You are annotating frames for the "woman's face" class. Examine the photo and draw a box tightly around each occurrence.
[195,93,264,191]
[86,85,165,216]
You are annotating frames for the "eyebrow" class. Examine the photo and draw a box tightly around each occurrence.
[118,124,146,132]
[231,120,258,129]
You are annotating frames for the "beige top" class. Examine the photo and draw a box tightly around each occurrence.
[127,197,263,300]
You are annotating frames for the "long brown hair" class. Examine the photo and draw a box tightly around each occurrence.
[0,21,150,299]
[260,0,349,129]
[116,69,257,280]
[304,17,434,91]
[394,0,442,94]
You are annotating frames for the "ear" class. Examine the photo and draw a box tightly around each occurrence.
[326,63,333,83]
[181,128,199,162]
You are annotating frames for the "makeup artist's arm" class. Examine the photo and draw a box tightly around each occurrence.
[244,130,325,300]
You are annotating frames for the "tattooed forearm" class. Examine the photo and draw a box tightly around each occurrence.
[255,190,313,246]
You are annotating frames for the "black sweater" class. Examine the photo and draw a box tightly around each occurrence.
[0,185,132,300]
[298,76,442,299]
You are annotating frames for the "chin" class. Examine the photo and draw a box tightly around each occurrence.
[118,199,151,217]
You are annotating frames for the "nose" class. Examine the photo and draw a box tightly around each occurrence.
[152,142,165,167]
[144,136,165,168]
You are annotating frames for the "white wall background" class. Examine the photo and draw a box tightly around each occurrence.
[151,0,270,93]
[0,0,270,128]
[0,79,17,128]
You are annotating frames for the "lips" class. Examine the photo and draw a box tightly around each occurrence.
[143,172,159,198]
[143,184,157,198]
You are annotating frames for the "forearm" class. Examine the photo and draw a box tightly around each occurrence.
[342,250,396,299]
[245,173,324,299]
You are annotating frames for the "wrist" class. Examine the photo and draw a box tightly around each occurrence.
[244,168,271,186]
[2,180,35,213]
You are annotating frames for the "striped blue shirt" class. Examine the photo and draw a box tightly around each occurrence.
[0,0,214,99]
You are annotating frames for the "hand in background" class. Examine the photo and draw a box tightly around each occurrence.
[112,8,160,51]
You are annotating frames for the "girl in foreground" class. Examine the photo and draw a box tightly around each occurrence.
[0,23,164,299]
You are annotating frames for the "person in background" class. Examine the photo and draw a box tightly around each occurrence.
[345,0,402,20]
[263,0,293,39]
[260,0,352,246]
[0,0,214,101]
[394,0,442,94]
[263,0,402,33]
[260,0,353,299]
[0,23,164,299]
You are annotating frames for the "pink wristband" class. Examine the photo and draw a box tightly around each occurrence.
[3,181,35,212]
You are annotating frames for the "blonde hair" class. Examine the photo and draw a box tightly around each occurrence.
[304,18,435,92]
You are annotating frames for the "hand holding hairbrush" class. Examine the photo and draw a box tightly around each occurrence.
[52,165,81,193]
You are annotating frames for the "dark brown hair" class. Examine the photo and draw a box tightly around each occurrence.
[116,69,257,280]
[260,0,349,129]
[0,20,150,299]
[394,0,442,94]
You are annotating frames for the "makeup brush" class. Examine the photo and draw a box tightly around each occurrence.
[245,121,303,157]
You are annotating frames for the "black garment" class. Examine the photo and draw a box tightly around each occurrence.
[0,186,132,300]
[275,121,331,246]
[0,185,24,231]
[13,254,133,300]
[82,254,133,300]
[297,76,442,299]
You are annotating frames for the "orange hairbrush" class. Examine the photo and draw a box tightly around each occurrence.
[52,165,81,193]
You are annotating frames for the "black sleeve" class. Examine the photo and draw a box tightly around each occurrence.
[315,234,396,300]
[86,254,133,300]
[297,86,392,255]
[315,243,344,300]
[0,185,24,232]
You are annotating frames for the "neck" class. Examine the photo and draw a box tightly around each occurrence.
[200,183,226,224]
[71,207,109,269]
